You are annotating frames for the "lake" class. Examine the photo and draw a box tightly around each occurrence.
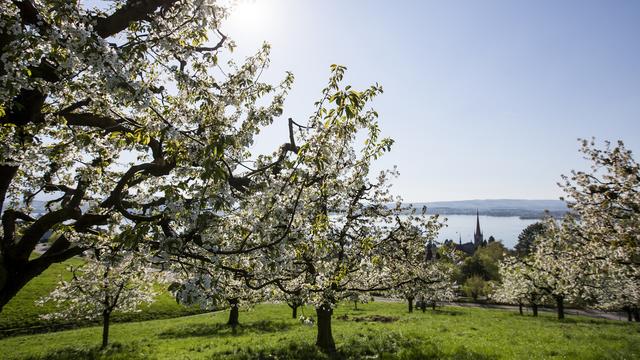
[431,214,539,249]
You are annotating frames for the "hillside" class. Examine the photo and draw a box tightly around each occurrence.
[0,257,204,338]
[1,302,637,359]
[407,199,569,219]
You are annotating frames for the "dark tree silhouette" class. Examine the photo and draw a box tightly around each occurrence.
[515,222,546,257]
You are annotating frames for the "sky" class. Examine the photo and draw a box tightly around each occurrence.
[221,0,640,202]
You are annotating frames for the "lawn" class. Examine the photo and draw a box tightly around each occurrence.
[0,257,204,337]
[0,301,638,359]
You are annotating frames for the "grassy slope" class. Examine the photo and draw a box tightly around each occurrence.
[0,257,203,335]
[0,302,638,359]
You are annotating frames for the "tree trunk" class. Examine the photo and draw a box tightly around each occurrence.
[532,303,538,317]
[431,302,436,310]
[0,165,19,217]
[0,263,7,314]
[227,298,239,328]
[407,297,413,313]
[555,295,564,320]
[0,241,83,314]
[0,260,52,313]
[354,300,357,310]
[518,303,523,316]
[315,305,335,353]
[624,306,632,321]
[288,302,299,319]
[101,310,110,349]
[633,306,640,322]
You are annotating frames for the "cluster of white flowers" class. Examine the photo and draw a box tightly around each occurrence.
[37,246,160,321]
[495,139,640,319]
[392,256,456,310]
[299,315,315,326]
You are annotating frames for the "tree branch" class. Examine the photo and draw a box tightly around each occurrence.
[0,165,18,216]
[94,0,179,38]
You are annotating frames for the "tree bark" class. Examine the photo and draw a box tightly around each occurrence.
[0,245,83,313]
[431,302,436,310]
[0,165,18,216]
[532,303,538,317]
[288,303,298,319]
[354,300,358,310]
[94,0,180,38]
[633,306,640,322]
[315,305,335,353]
[518,303,523,316]
[102,310,111,349]
[407,297,413,313]
[624,306,632,321]
[227,298,239,328]
[555,295,564,320]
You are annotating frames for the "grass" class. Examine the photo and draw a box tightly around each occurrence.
[0,257,204,337]
[0,301,638,359]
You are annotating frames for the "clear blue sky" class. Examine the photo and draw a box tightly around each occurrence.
[223,0,640,202]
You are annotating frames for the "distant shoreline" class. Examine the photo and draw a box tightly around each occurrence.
[415,208,567,220]
[398,199,570,220]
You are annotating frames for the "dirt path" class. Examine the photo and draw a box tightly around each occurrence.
[372,297,629,321]
[446,301,627,321]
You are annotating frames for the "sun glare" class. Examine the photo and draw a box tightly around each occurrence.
[227,0,267,29]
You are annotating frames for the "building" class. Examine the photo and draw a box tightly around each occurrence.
[452,210,485,255]
[473,209,484,247]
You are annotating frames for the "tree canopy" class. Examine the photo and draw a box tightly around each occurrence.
[166,65,447,353]
[0,0,293,311]
[514,222,545,257]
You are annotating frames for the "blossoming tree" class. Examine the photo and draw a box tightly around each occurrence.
[170,251,272,329]
[495,217,588,319]
[251,65,443,353]
[394,243,455,313]
[493,256,543,316]
[559,139,640,317]
[37,244,159,348]
[164,64,446,353]
[0,0,293,311]
[590,262,640,321]
[416,264,456,311]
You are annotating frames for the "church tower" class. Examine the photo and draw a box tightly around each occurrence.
[473,209,483,248]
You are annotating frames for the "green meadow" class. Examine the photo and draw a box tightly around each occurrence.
[1,301,638,360]
[0,258,203,337]
[2,258,638,359]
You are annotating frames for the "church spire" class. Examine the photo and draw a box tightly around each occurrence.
[474,209,484,247]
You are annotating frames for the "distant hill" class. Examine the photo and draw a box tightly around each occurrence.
[19,199,569,219]
[405,199,569,219]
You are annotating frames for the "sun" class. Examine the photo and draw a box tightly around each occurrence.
[227,0,266,29]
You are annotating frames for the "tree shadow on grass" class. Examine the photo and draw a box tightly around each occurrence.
[18,342,150,360]
[347,308,367,312]
[336,314,399,323]
[425,309,465,317]
[508,312,638,328]
[159,320,291,339]
[559,317,638,328]
[217,337,498,360]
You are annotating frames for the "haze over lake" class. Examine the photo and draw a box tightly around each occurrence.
[432,215,538,249]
